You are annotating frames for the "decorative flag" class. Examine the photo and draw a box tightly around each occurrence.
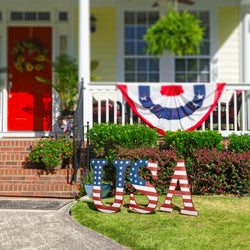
[118,83,225,135]
[61,119,73,132]
[92,159,131,214]
[159,159,199,216]
[129,160,159,214]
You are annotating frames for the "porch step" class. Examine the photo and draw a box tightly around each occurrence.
[0,139,80,198]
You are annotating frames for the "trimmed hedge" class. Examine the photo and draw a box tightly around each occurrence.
[87,123,159,182]
[228,133,250,152]
[115,146,250,196]
[87,123,158,160]
[160,129,224,157]
[88,124,250,196]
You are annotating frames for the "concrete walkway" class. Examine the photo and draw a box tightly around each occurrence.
[0,199,129,250]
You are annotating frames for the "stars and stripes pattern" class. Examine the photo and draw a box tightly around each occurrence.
[118,83,225,135]
[92,159,130,214]
[129,160,159,214]
[159,159,199,216]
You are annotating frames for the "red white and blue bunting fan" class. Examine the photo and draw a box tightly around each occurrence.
[118,83,226,135]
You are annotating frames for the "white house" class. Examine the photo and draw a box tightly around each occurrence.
[0,0,250,138]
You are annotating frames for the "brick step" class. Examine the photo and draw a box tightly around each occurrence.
[0,139,81,198]
[0,168,73,178]
[0,191,75,198]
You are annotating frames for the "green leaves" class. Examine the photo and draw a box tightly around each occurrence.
[161,130,224,158]
[28,137,73,169]
[36,53,78,111]
[144,6,204,57]
[228,133,250,153]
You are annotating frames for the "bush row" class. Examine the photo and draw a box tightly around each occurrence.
[115,147,250,196]
[87,124,250,195]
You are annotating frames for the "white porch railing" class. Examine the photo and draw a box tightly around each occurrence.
[87,83,250,137]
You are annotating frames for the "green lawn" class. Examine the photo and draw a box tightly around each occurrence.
[71,195,250,250]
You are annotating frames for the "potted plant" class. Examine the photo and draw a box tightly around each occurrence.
[144,5,204,57]
[36,54,100,128]
[76,167,111,199]
[35,53,78,129]
[27,137,73,171]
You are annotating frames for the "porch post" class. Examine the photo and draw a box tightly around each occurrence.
[243,10,250,130]
[78,0,92,127]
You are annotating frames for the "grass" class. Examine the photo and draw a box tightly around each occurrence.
[71,195,250,250]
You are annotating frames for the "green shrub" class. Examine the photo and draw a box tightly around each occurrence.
[87,123,159,183]
[87,123,158,160]
[160,129,224,158]
[115,147,250,196]
[115,146,178,195]
[228,133,250,152]
[27,137,73,169]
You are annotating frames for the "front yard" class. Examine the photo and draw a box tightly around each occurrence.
[71,195,250,250]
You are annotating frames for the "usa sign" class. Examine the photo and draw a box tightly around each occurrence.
[90,159,199,216]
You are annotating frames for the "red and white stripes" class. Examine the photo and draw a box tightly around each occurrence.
[129,183,159,214]
[159,159,199,216]
[92,186,124,214]
[129,162,159,214]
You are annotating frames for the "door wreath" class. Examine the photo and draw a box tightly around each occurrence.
[11,40,49,72]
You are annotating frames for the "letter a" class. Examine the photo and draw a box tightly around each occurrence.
[129,160,159,214]
[159,159,199,216]
[92,159,130,214]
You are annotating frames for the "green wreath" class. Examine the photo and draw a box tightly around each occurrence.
[12,40,49,72]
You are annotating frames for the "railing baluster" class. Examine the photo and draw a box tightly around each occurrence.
[233,91,237,132]
[130,107,133,125]
[242,90,246,132]
[114,91,118,124]
[98,90,102,123]
[210,111,213,130]
[225,91,229,131]
[202,120,205,131]
[218,100,221,132]
[106,91,109,122]
[122,97,126,125]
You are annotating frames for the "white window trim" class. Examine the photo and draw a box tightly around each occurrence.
[117,5,218,84]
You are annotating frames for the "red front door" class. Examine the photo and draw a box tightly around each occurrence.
[7,27,52,131]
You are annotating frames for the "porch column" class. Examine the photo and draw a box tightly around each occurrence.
[78,0,92,127]
[243,10,250,130]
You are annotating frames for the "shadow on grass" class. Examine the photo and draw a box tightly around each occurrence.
[82,198,181,214]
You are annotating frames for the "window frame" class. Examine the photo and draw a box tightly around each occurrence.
[174,10,211,83]
[121,9,161,83]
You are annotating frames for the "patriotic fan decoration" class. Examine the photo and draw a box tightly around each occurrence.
[61,119,73,132]
[118,83,225,135]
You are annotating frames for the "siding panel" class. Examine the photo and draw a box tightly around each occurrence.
[91,7,116,82]
[218,6,240,83]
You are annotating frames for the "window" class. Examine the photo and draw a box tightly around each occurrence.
[59,12,68,22]
[11,12,22,21]
[10,11,50,21]
[24,12,36,21]
[38,12,50,21]
[124,11,159,82]
[175,11,210,83]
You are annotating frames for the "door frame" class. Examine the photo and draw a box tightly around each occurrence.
[0,4,76,137]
